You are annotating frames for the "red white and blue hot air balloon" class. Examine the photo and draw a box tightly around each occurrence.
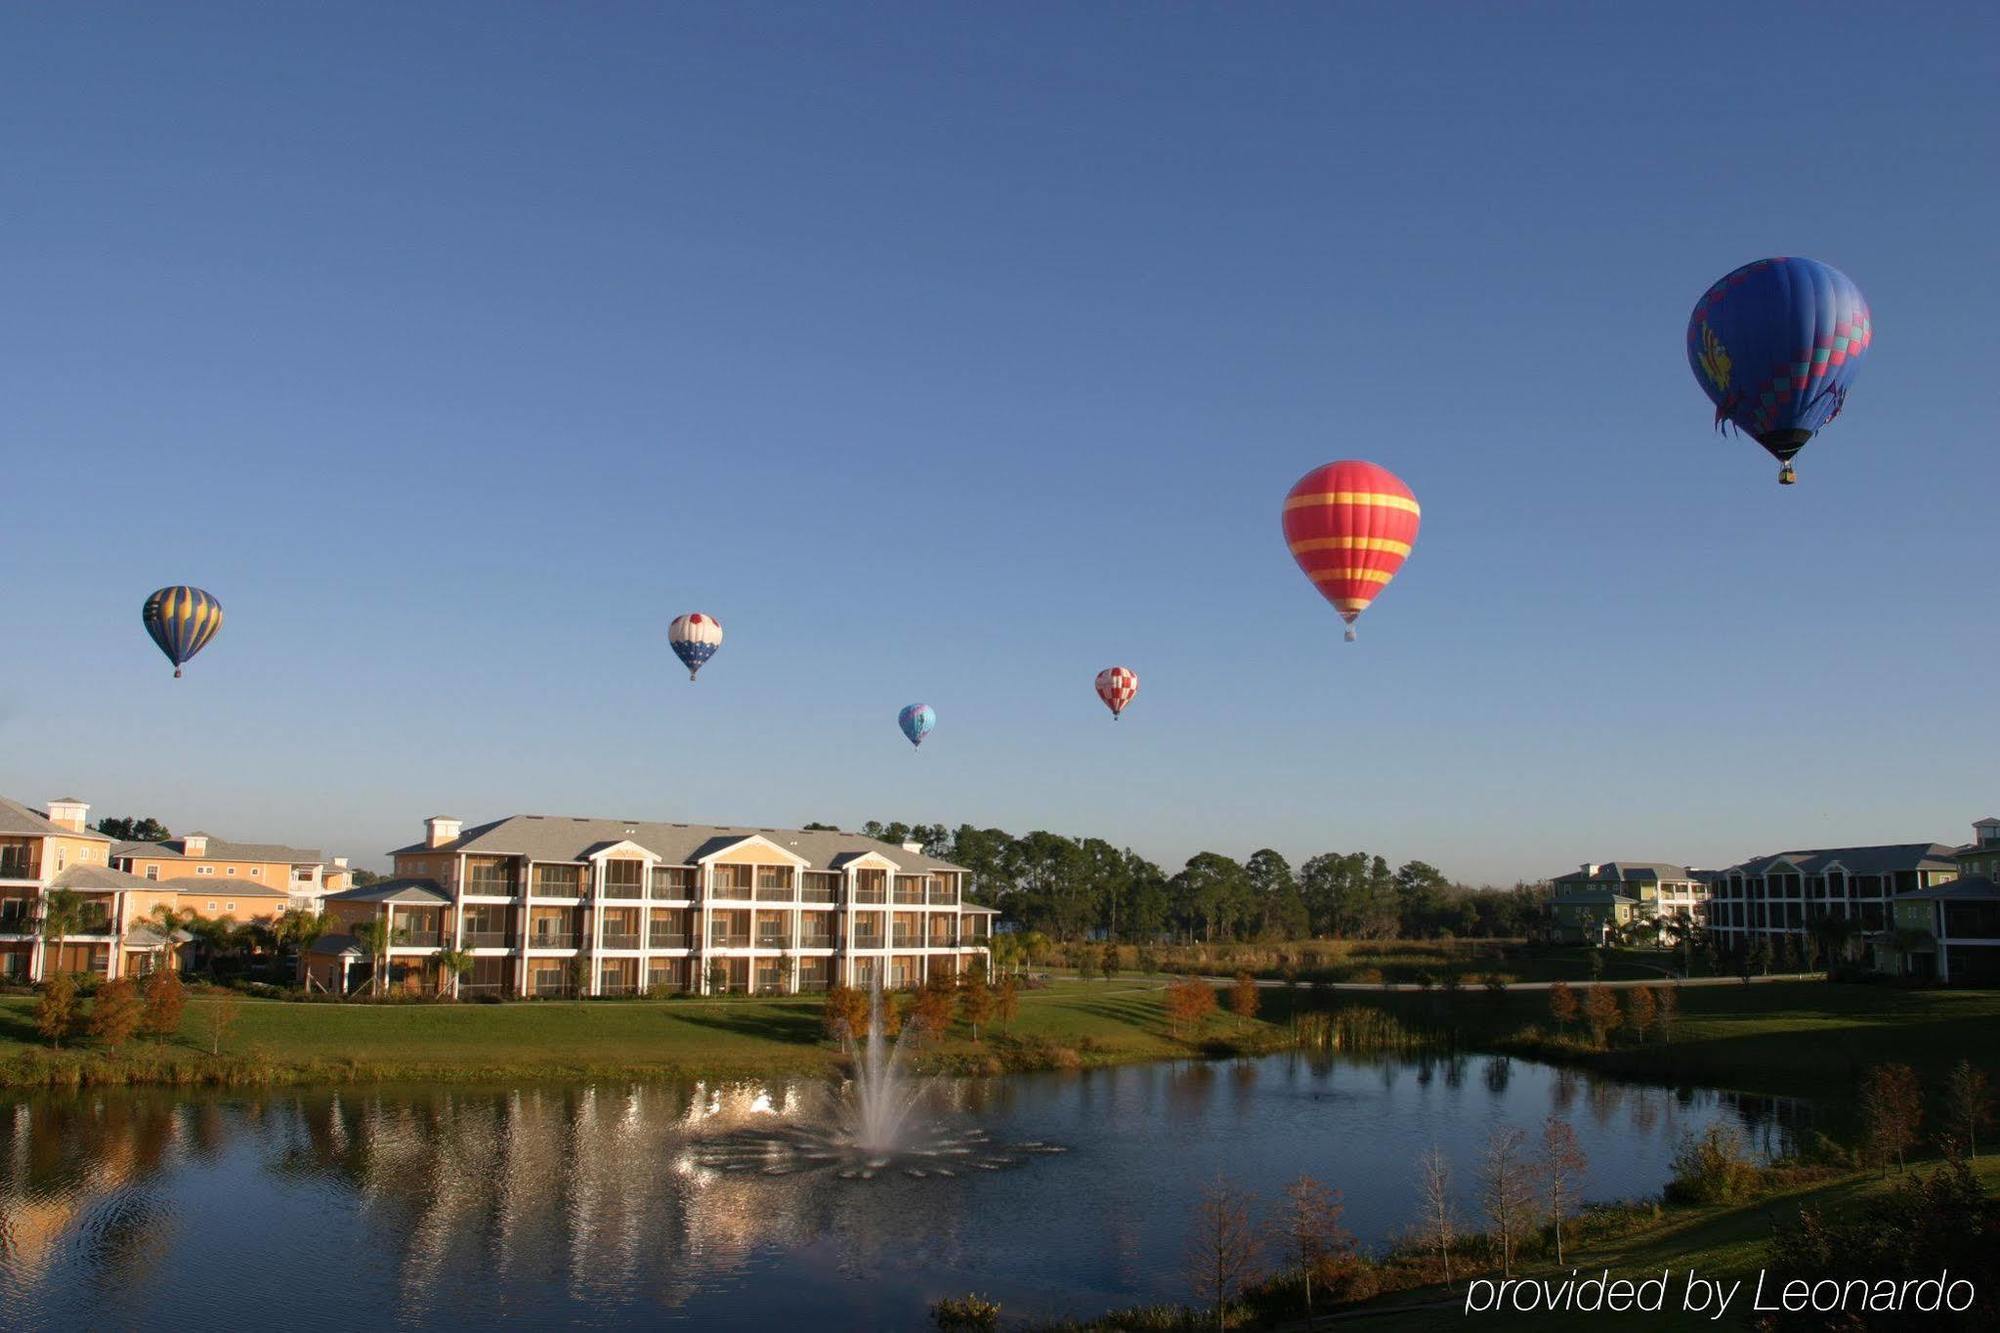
[668,613,723,682]
[1687,257,1872,485]
[1095,667,1139,720]
[898,703,935,749]
[1282,460,1421,642]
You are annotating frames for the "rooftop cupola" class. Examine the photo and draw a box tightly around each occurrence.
[44,798,89,833]
[182,833,209,857]
[426,816,462,848]
[1974,818,2000,848]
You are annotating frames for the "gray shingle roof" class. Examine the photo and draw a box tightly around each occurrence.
[49,864,158,891]
[0,797,112,842]
[1549,862,1698,887]
[388,815,969,876]
[155,876,291,898]
[138,835,326,864]
[1897,875,2000,903]
[325,878,453,905]
[1719,844,1960,877]
[307,933,366,957]
[1549,888,1640,906]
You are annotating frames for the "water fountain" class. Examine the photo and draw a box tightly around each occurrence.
[688,982,1062,1180]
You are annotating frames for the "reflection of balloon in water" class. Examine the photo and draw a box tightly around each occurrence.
[1094,667,1139,720]
[142,586,223,678]
[1687,257,1871,485]
[1282,460,1420,642]
[668,613,723,682]
[898,704,935,749]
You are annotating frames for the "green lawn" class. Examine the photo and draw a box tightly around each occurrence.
[0,979,1240,1087]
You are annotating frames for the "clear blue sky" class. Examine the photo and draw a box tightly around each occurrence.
[4,3,1995,882]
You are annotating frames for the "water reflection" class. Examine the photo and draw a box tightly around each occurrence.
[0,1055,1812,1329]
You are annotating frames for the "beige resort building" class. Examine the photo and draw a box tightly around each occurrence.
[307,813,996,998]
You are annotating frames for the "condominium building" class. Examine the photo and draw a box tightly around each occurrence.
[1705,842,1960,950]
[305,813,996,998]
[1545,862,1710,944]
[111,833,353,910]
[1874,818,2000,985]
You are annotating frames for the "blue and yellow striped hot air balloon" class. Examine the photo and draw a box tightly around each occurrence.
[142,586,223,678]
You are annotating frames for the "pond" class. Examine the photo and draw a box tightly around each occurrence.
[0,1052,1803,1329]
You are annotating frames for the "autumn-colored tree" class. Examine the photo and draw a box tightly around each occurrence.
[958,971,994,1042]
[911,974,956,1043]
[89,978,144,1051]
[1622,983,1655,1039]
[1651,984,1677,1041]
[1164,975,1218,1041]
[822,983,870,1042]
[1539,1116,1589,1264]
[36,972,78,1047]
[1228,972,1260,1021]
[1186,1175,1262,1332]
[1275,1174,1353,1327]
[1942,1058,1995,1156]
[1861,1063,1924,1173]
[1547,980,1578,1032]
[141,968,186,1045]
[995,975,1021,1030]
[1479,1125,1535,1276]
[1582,984,1620,1047]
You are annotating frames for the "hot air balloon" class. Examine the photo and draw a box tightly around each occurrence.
[898,703,935,749]
[1095,667,1139,720]
[142,586,223,678]
[1282,460,1420,642]
[1687,257,1872,485]
[668,613,723,682]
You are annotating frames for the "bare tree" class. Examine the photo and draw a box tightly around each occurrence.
[1186,1175,1262,1332]
[1539,1116,1589,1264]
[1275,1174,1352,1327]
[1415,1144,1458,1282]
[1942,1058,1994,1157]
[1479,1126,1536,1276]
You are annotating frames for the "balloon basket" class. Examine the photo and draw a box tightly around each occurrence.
[1344,627,1357,643]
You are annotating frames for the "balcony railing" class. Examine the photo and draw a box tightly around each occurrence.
[0,855,40,880]
[710,933,751,948]
[649,929,691,949]
[600,931,641,950]
[754,886,794,902]
[462,929,510,949]
[458,981,506,998]
[527,932,578,949]
[929,935,959,948]
[799,934,835,950]
[800,886,837,904]
[393,930,441,947]
[465,877,519,897]
[755,934,791,950]
[893,889,925,905]
[602,882,643,900]
[851,934,884,949]
[852,888,886,904]
[599,978,639,996]
[711,882,754,900]
[891,930,918,947]
[928,889,957,905]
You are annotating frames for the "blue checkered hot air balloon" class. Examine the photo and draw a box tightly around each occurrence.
[142,586,223,678]
[1687,257,1872,485]
[668,613,723,682]
[898,704,935,749]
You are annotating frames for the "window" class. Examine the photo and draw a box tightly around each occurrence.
[250,868,260,877]
[207,901,217,911]
[197,866,215,876]
[226,902,236,912]
[226,867,237,876]
[145,866,159,881]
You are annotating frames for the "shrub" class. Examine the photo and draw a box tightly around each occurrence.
[36,973,79,1047]
[1665,1124,1760,1205]
[931,1294,1001,1331]
[89,978,144,1051]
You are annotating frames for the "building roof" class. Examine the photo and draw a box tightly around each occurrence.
[1718,844,1960,878]
[48,864,157,891]
[0,797,112,843]
[326,878,453,905]
[117,834,327,865]
[1549,888,1640,907]
[1896,875,2000,903]
[307,933,367,958]
[123,923,194,949]
[388,815,970,876]
[155,876,291,898]
[1549,861,1698,887]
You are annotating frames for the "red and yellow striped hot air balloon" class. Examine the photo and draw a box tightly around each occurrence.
[1282,460,1420,642]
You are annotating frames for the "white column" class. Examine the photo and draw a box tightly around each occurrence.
[587,859,603,997]
[517,860,533,999]
[697,862,713,994]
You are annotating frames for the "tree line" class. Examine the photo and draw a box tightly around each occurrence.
[854,820,1546,943]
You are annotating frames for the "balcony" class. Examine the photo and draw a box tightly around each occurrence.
[1,855,42,881]
[892,890,925,906]
[754,886,795,903]
[929,935,959,949]
[393,930,441,948]
[928,889,957,905]
[458,981,507,998]
[598,978,639,997]
[602,882,644,900]
[601,931,641,950]
[800,886,837,904]
[709,933,751,949]
[464,877,520,898]
[852,888,887,905]
[527,932,578,950]
[462,929,511,949]
[648,929,691,949]
[891,930,920,947]
[851,934,884,949]
[799,934,835,950]
[755,934,791,950]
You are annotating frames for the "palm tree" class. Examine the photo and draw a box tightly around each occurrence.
[1808,913,1859,971]
[273,908,330,983]
[146,903,195,976]
[434,948,474,1000]
[38,888,85,978]
[351,918,390,996]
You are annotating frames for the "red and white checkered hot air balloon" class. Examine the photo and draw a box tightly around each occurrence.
[1094,666,1139,720]
[1282,460,1420,642]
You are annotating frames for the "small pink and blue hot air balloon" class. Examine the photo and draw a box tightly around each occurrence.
[898,703,935,749]
[1687,257,1872,485]
[668,613,723,682]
